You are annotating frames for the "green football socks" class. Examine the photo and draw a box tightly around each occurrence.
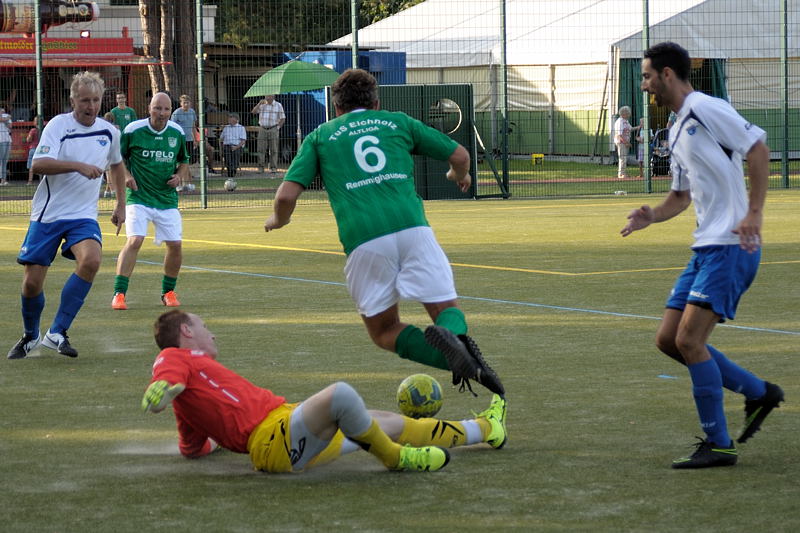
[394,307,467,370]
[113,275,129,295]
[162,275,177,295]
[396,325,449,370]
[434,307,467,335]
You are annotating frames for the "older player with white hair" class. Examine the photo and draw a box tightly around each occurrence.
[8,71,126,359]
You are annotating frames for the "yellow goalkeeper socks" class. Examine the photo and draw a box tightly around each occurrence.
[398,416,490,447]
[351,419,402,468]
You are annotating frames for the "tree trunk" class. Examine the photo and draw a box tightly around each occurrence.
[139,0,164,96]
[159,0,176,97]
[173,0,197,104]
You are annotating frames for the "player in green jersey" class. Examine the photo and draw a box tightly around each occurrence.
[109,92,137,133]
[265,69,504,397]
[112,92,190,310]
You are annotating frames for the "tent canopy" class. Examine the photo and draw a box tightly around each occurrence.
[331,0,799,68]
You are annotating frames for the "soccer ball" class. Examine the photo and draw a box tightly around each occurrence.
[224,178,237,191]
[396,374,443,419]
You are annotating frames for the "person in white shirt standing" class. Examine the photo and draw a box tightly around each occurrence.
[621,42,783,469]
[0,106,11,186]
[613,106,639,179]
[7,71,127,360]
[251,94,285,174]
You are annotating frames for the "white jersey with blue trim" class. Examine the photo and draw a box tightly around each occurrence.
[669,91,766,248]
[30,112,122,223]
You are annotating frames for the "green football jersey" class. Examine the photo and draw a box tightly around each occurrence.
[121,119,189,210]
[284,109,458,254]
[111,106,137,132]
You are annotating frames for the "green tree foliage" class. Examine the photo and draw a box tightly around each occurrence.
[219,0,351,48]
[359,0,425,24]
[216,0,424,48]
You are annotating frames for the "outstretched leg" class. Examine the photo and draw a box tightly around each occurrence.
[292,382,448,472]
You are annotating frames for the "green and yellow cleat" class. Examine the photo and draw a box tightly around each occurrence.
[476,394,508,449]
[396,444,450,472]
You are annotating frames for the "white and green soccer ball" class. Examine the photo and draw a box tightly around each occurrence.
[224,178,237,191]
[396,373,443,419]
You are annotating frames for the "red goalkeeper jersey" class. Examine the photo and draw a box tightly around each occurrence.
[149,347,286,456]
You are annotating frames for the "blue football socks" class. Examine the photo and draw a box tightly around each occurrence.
[707,344,767,400]
[50,273,92,335]
[21,292,45,338]
[688,359,731,446]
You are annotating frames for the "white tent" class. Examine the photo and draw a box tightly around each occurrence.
[332,0,798,154]
[333,0,799,109]
[333,0,707,67]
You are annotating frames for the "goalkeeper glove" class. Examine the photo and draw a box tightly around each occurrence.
[142,380,186,413]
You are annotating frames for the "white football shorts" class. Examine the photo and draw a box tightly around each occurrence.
[125,204,182,245]
[344,226,457,318]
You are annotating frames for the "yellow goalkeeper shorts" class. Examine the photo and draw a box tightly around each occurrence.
[247,402,347,473]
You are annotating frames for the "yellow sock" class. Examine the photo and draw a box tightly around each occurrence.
[351,419,402,468]
[398,416,492,447]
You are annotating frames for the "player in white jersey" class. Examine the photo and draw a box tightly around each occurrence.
[620,42,783,469]
[7,72,127,360]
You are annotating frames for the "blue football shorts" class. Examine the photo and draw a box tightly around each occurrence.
[17,218,102,265]
[666,244,760,321]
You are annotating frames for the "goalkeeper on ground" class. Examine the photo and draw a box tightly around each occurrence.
[141,309,508,474]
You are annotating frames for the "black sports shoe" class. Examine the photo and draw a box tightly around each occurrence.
[41,330,78,358]
[737,382,784,443]
[7,334,41,359]
[423,326,505,396]
[671,437,738,469]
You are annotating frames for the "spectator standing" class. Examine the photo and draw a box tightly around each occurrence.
[171,95,198,163]
[635,117,652,179]
[251,94,284,174]
[0,106,12,186]
[613,106,640,179]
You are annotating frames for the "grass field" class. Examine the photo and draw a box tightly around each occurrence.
[1,192,798,532]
